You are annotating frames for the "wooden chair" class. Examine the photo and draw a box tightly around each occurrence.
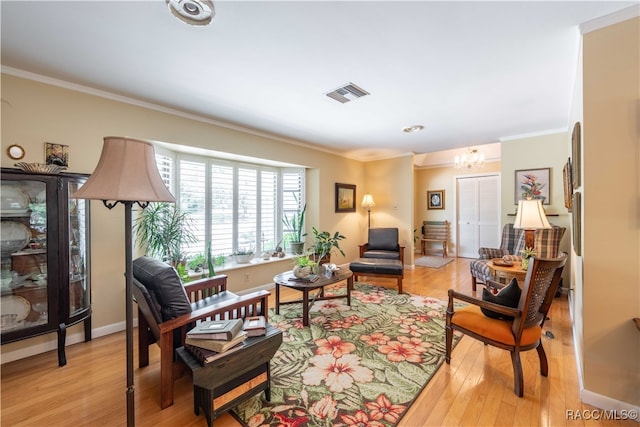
[446,254,567,397]
[358,227,405,264]
[132,256,270,409]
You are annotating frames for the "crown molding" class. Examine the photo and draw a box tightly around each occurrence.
[579,4,640,34]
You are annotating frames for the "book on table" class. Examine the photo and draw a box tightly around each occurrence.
[186,318,243,341]
[184,342,244,366]
[243,315,267,337]
[185,330,248,353]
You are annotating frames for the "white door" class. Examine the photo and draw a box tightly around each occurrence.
[456,174,500,258]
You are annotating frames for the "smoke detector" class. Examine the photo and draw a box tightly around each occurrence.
[326,82,370,104]
[167,0,215,26]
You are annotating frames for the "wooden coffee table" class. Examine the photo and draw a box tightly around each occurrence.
[488,260,527,285]
[274,269,353,326]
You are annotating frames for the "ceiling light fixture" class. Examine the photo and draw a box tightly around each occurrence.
[402,125,424,133]
[167,0,215,26]
[454,148,485,170]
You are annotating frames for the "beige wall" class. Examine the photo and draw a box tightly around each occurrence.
[501,132,573,289]
[1,74,397,360]
[582,17,640,407]
[414,161,501,257]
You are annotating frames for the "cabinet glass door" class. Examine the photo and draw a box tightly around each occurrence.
[1,180,49,332]
[67,181,89,317]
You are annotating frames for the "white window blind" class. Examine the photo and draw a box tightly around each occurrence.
[211,163,234,256]
[179,159,206,257]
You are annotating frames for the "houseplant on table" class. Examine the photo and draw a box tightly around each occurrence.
[309,227,345,265]
[282,202,306,255]
[292,250,317,279]
[133,202,197,266]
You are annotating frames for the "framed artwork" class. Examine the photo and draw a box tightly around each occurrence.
[571,122,581,189]
[335,183,356,212]
[563,158,573,212]
[572,191,581,256]
[45,142,69,167]
[427,190,445,210]
[514,168,550,205]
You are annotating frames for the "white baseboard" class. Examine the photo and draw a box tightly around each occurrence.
[580,390,640,422]
[1,320,133,364]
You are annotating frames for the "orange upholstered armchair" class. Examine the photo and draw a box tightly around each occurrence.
[445,254,567,397]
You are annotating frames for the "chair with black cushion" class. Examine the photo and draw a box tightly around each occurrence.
[446,254,567,397]
[358,227,405,264]
[132,256,270,409]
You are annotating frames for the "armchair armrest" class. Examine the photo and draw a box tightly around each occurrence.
[447,289,521,319]
[359,243,369,258]
[478,247,509,259]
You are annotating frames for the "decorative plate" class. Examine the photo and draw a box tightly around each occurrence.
[1,295,31,322]
[491,258,514,267]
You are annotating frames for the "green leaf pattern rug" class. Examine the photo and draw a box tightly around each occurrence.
[233,283,462,427]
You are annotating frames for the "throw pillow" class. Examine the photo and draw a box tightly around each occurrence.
[481,278,521,320]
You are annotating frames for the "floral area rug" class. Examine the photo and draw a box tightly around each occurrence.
[233,283,462,427]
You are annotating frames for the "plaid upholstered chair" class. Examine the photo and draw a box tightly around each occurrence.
[469,224,565,291]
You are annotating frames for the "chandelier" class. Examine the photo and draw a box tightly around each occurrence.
[454,148,485,170]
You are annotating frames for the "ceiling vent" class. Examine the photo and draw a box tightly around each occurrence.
[326,83,370,104]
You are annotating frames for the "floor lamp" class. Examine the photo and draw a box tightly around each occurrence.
[362,194,375,228]
[513,199,551,251]
[73,137,175,427]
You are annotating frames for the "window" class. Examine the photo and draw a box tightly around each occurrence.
[154,148,304,262]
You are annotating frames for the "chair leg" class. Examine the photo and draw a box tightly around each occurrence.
[510,351,524,397]
[536,343,549,377]
[445,325,453,364]
[471,276,477,292]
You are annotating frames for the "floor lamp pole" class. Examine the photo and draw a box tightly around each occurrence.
[367,208,371,228]
[124,201,135,427]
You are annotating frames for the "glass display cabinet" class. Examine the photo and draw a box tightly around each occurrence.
[1,168,91,366]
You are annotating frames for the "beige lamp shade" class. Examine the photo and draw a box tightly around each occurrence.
[513,199,551,230]
[361,194,376,209]
[73,136,175,203]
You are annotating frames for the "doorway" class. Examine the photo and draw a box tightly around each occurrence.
[456,174,500,258]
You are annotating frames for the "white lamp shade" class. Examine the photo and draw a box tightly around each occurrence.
[361,194,375,208]
[513,199,551,230]
[73,136,175,203]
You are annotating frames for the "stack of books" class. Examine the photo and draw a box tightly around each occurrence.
[185,319,247,364]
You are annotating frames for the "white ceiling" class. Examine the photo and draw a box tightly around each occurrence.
[1,1,636,163]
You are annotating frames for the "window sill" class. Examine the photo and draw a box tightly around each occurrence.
[187,255,294,278]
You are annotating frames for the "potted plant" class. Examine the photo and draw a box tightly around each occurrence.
[133,202,197,265]
[309,227,345,265]
[282,202,306,255]
[233,248,254,264]
[520,247,536,270]
[292,250,317,278]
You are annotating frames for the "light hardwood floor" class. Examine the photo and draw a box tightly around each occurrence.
[1,257,637,427]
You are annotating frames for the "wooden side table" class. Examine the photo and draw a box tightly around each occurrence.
[176,324,283,427]
[487,261,527,285]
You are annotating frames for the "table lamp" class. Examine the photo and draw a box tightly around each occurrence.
[73,136,175,427]
[513,199,551,251]
[361,194,375,228]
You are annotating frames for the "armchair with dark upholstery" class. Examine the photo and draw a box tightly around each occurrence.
[358,227,405,265]
[447,254,567,397]
[469,223,565,291]
[132,256,270,409]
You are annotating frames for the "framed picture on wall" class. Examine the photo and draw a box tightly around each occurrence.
[45,142,69,167]
[563,158,573,212]
[427,190,445,210]
[335,183,356,212]
[514,168,550,205]
[571,122,581,189]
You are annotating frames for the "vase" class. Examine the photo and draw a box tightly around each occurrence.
[293,265,312,278]
[521,257,530,271]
